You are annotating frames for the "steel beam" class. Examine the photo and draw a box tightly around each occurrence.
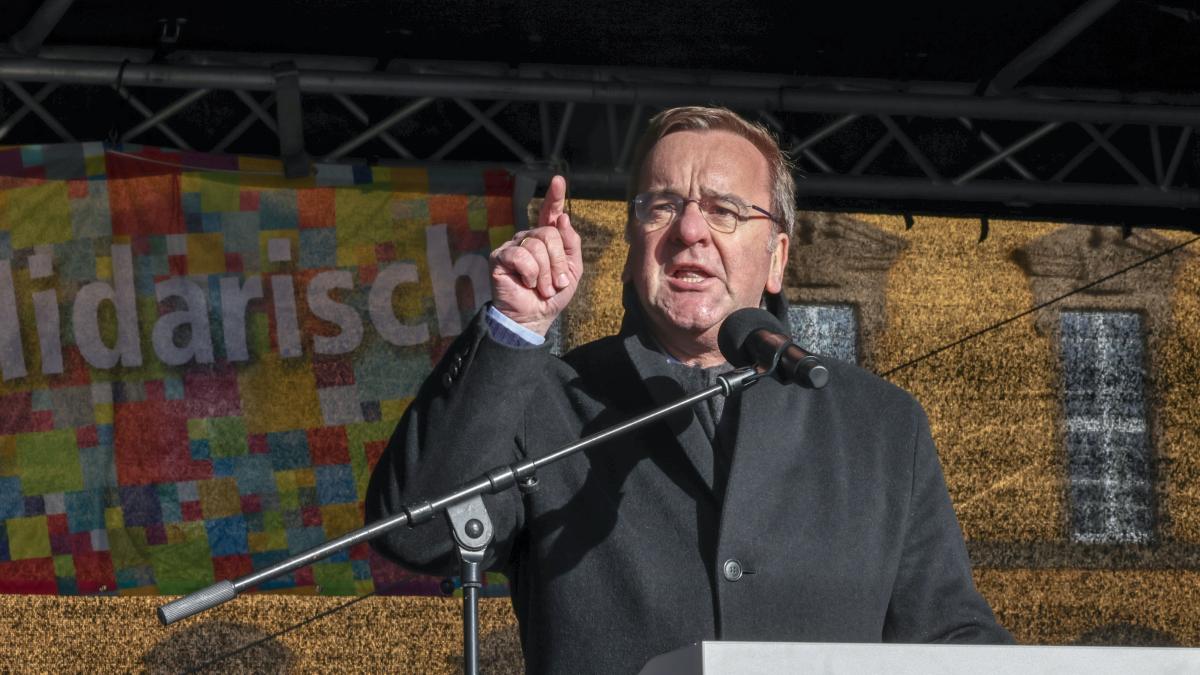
[759,111,856,164]
[338,157,1200,212]
[1051,124,1122,182]
[1080,122,1151,186]
[272,61,309,178]
[455,98,535,164]
[430,100,508,161]
[759,111,845,174]
[213,93,276,153]
[878,116,942,181]
[233,90,279,134]
[538,101,552,160]
[119,88,210,143]
[605,103,619,165]
[3,80,72,141]
[958,118,1037,180]
[5,57,1200,127]
[986,0,1122,93]
[616,104,643,171]
[2,49,1196,218]
[1164,127,1193,188]
[1150,125,1164,186]
[954,122,1059,184]
[550,102,575,164]
[7,0,78,56]
[25,46,1200,108]
[798,148,833,174]
[797,175,1200,209]
[323,97,434,161]
[333,94,412,159]
[0,82,56,140]
[791,114,857,154]
[849,131,893,176]
[116,87,192,150]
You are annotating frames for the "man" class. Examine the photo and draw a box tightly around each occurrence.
[366,106,1012,674]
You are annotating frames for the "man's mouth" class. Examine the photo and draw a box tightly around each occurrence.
[668,265,714,285]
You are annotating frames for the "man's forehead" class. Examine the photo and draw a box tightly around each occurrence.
[640,129,771,194]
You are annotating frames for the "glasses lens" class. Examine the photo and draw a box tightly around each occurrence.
[702,197,743,233]
[634,192,679,231]
[633,192,752,233]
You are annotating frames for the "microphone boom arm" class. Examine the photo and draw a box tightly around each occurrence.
[156,365,766,626]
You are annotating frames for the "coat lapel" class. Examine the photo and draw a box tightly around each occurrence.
[621,332,717,493]
[722,374,814,519]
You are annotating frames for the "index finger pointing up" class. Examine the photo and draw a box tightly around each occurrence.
[554,211,582,275]
[538,175,568,228]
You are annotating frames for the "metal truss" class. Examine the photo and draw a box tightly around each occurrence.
[1,46,1198,222]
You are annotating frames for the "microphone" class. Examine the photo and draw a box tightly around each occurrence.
[718,308,830,389]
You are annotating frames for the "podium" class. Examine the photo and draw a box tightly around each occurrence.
[639,641,1200,674]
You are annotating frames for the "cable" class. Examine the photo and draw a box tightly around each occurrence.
[103,148,287,176]
[879,233,1200,378]
[182,591,376,674]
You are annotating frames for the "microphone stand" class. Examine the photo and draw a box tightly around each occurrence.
[156,366,767,674]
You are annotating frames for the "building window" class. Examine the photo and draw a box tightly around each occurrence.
[787,304,858,364]
[1060,311,1154,544]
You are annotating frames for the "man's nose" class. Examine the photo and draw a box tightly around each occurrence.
[673,200,711,245]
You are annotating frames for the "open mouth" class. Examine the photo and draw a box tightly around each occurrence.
[668,265,714,285]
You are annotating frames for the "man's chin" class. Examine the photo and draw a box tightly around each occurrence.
[647,302,728,339]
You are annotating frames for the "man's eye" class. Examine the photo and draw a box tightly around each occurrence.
[650,202,678,214]
[708,203,738,218]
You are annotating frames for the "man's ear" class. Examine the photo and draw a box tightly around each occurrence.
[766,232,789,294]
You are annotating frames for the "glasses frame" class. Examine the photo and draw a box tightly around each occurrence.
[631,191,777,234]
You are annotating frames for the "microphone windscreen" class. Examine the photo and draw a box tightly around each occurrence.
[718,307,787,366]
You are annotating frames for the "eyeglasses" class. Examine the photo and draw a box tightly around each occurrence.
[631,191,776,234]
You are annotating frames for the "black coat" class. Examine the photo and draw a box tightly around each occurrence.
[366,310,1012,674]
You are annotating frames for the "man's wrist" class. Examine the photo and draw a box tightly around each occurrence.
[485,304,547,348]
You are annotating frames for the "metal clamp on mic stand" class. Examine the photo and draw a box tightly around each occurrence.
[155,365,767,674]
[446,496,493,675]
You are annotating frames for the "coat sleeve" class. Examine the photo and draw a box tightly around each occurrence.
[364,309,551,576]
[883,403,1015,644]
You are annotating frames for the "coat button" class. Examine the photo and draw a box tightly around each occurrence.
[447,354,465,378]
[722,559,743,582]
[442,372,454,388]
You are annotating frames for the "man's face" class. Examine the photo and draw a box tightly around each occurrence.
[625,129,789,360]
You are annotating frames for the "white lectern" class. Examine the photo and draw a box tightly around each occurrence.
[639,641,1200,674]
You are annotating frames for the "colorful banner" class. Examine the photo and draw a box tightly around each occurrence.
[0,143,514,596]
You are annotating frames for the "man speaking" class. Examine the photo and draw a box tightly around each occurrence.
[366,106,1012,673]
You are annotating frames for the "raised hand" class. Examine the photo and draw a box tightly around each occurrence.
[489,175,584,336]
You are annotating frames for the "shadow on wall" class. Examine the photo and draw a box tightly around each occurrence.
[1074,623,1180,647]
[142,620,295,673]
[438,621,525,674]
